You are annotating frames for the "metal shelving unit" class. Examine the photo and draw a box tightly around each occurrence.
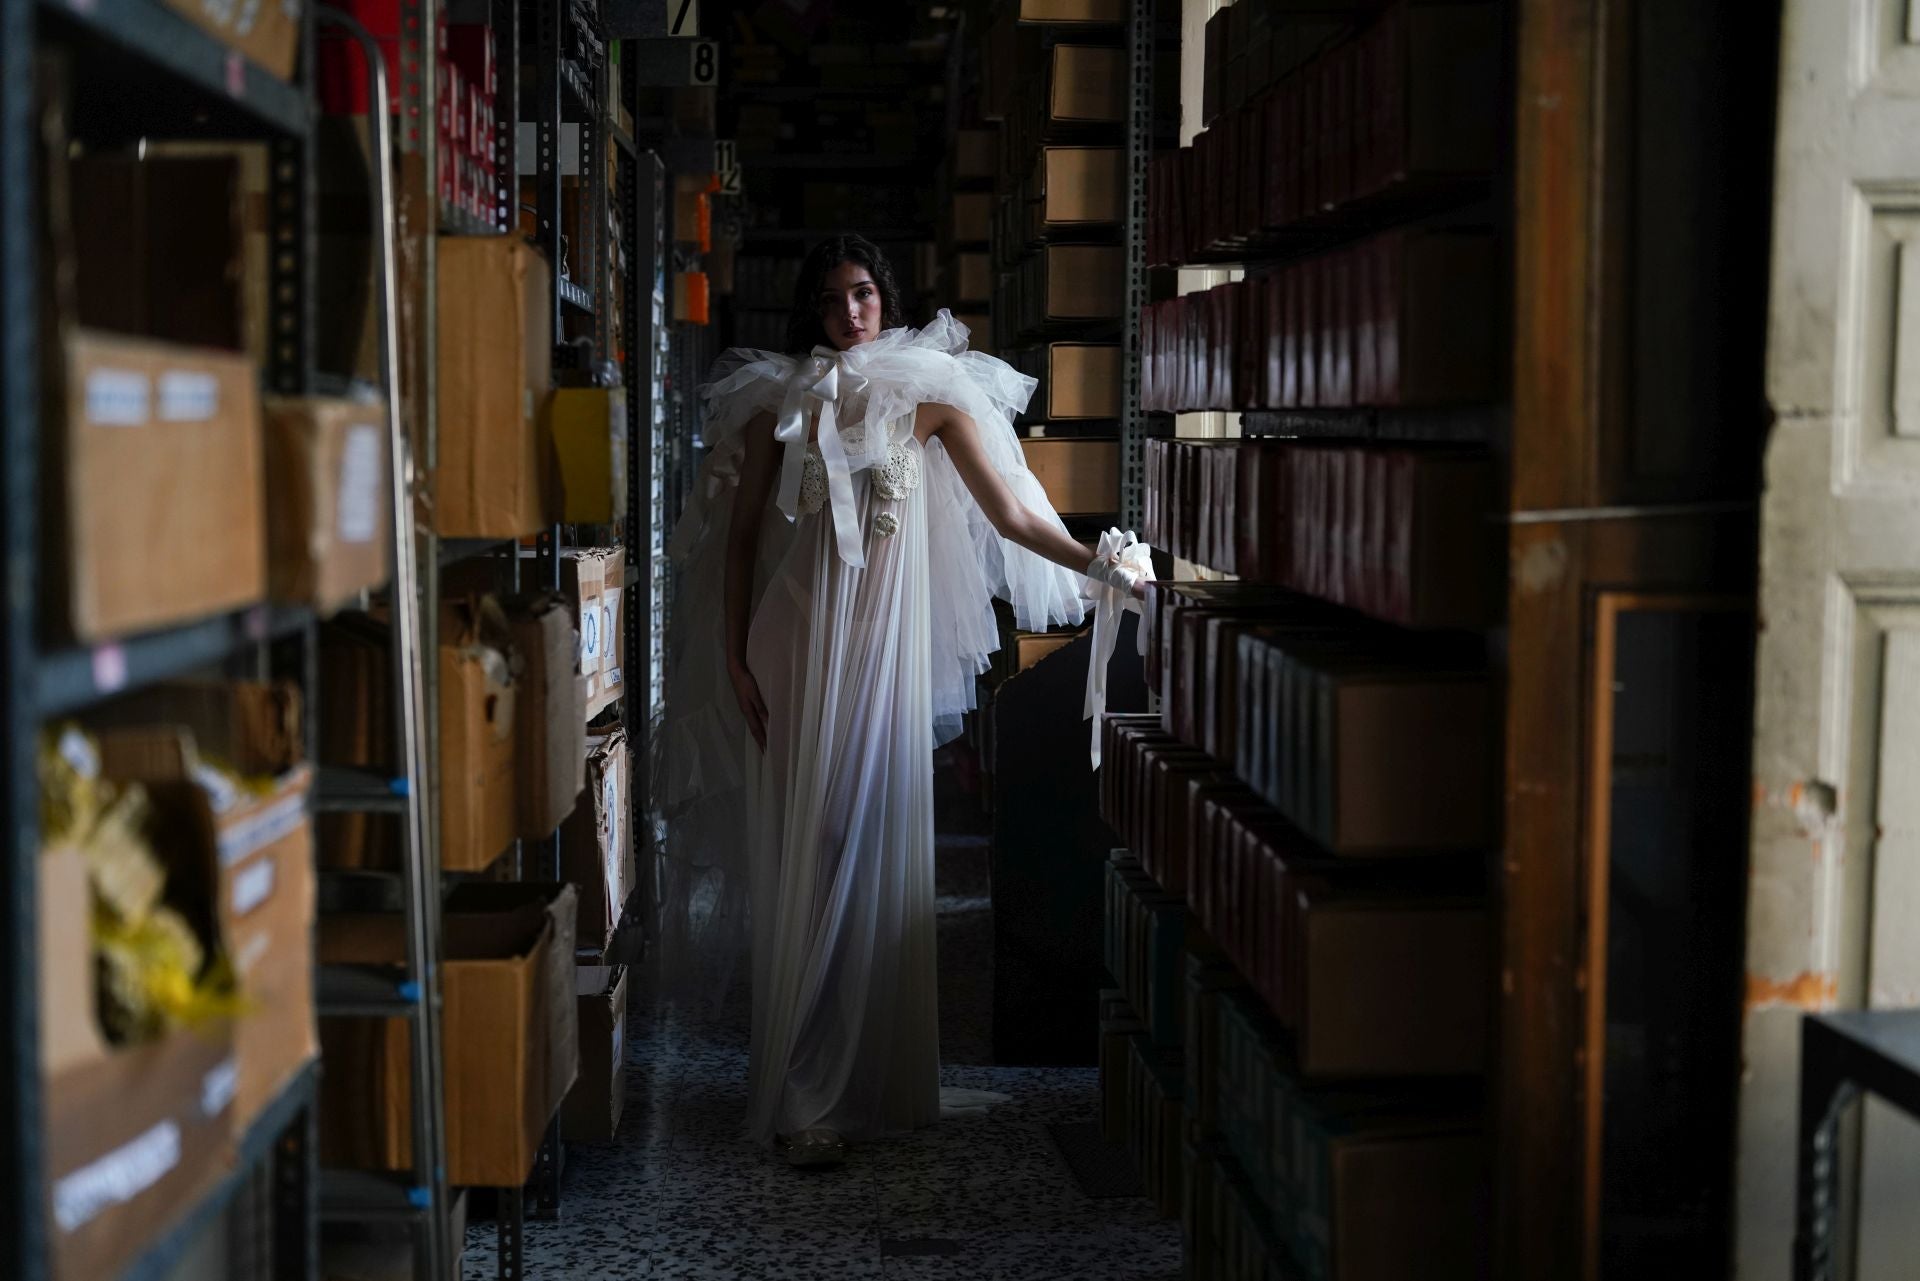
[2,1,325,1278]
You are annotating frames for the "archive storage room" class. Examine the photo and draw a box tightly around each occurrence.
[0,0,1915,1278]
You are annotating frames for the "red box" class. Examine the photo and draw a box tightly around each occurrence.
[318,35,402,116]
[447,23,498,97]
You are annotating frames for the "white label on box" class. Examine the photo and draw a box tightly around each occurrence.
[604,665,623,689]
[57,728,100,781]
[192,761,242,815]
[602,769,621,906]
[580,601,603,663]
[237,931,271,975]
[231,857,277,917]
[157,371,220,422]
[201,1057,239,1117]
[52,1121,181,1232]
[85,369,150,426]
[337,425,384,544]
[217,792,306,868]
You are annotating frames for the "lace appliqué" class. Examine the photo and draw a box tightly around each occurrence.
[872,511,899,538]
[797,439,918,518]
[872,442,921,501]
[797,449,828,515]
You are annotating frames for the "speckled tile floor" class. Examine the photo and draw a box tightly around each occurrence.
[459,750,1183,1281]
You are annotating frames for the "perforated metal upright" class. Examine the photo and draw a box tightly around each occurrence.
[1119,0,1155,533]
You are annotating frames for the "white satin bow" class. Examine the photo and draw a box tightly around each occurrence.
[774,346,871,568]
[1083,528,1152,769]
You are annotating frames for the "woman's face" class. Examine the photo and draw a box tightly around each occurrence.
[817,259,882,351]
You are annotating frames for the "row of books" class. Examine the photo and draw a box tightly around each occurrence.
[1141,230,1498,415]
[1154,1,1498,267]
[1099,987,1186,1221]
[1100,717,1488,1079]
[1143,438,1495,629]
[1140,583,1493,855]
[1185,952,1488,1281]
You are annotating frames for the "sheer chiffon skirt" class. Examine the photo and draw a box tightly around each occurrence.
[741,451,941,1144]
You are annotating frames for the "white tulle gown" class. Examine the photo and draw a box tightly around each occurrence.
[655,312,1089,1145]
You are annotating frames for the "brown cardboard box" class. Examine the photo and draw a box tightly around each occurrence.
[955,251,992,304]
[950,192,993,246]
[319,883,579,1186]
[562,729,632,951]
[1022,438,1120,514]
[561,965,628,1143]
[440,597,518,872]
[1051,45,1126,123]
[587,547,627,719]
[953,129,997,179]
[435,236,552,537]
[265,396,392,614]
[1047,344,1123,419]
[89,682,317,1130]
[956,311,994,355]
[51,333,266,641]
[1035,147,1124,226]
[511,596,586,838]
[1018,0,1126,19]
[160,0,301,81]
[561,551,607,682]
[1015,630,1080,672]
[1045,245,1125,320]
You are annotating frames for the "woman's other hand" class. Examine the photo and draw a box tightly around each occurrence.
[729,660,769,751]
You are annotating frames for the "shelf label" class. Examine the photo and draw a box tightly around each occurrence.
[337,424,384,544]
[225,50,246,98]
[669,0,699,36]
[85,369,150,427]
[91,644,127,696]
[716,139,741,196]
[158,370,219,422]
[52,1121,181,1233]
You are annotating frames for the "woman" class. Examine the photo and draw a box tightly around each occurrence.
[657,234,1149,1167]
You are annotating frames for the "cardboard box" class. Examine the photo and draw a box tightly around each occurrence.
[435,237,552,537]
[955,251,992,304]
[950,192,993,246]
[1022,438,1120,514]
[1017,0,1126,20]
[1044,245,1125,320]
[561,549,610,683]
[51,333,266,641]
[1035,147,1124,226]
[562,729,632,951]
[1015,630,1080,672]
[161,0,302,80]
[440,596,518,872]
[91,682,316,1130]
[562,965,628,1143]
[956,311,994,356]
[1051,45,1126,123]
[319,883,579,1187]
[953,129,997,179]
[265,396,392,614]
[1047,344,1123,419]
[550,388,629,525]
[511,596,587,838]
[589,546,627,719]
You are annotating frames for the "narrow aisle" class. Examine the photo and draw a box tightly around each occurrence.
[463,751,1182,1280]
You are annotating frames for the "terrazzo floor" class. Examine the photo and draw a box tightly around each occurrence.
[460,750,1182,1281]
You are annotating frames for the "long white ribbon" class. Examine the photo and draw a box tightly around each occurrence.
[773,347,870,569]
[1083,528,1152,769]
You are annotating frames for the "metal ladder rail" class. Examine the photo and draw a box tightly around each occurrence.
[312,12,451,1281]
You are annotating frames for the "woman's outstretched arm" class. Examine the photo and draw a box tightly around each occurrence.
[725,410,782,748]
[917,402,1147,596]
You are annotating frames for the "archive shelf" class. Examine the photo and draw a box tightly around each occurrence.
[36,605,315,718]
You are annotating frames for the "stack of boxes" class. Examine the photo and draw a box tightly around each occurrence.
[447,21,501,225]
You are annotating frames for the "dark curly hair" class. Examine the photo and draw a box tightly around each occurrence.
[784,234,906,355]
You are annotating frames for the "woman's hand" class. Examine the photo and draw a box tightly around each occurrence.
[729,659,769,752]
[1131,576,1149,601]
